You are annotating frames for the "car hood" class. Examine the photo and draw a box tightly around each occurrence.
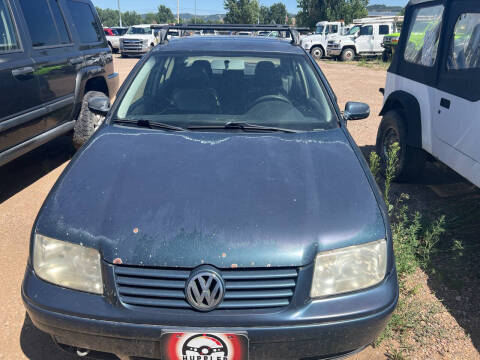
[36,126,385,268]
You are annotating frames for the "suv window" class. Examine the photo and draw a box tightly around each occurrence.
[448,13,480,70]
[67,0,102,44]
[19,0,70,47]
[379,25,390,35]
[404,5,444,67]
[0,0,19,52]
[359,26,373,36]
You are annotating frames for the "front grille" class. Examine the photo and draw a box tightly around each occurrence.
[121,39,143,52]
[114,266,298,310]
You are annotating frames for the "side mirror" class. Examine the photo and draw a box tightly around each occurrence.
[344,102,370,120]
[88,96,110,116]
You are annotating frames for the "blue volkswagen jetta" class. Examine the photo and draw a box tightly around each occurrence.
[22,25,398,360]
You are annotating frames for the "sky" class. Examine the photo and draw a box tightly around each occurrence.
[92,0,409,15]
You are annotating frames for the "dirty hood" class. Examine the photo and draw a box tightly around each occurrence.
[36,126,385,268]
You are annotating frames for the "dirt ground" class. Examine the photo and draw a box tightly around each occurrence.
[0,55,478,359]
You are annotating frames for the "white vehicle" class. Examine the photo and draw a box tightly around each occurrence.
[377,0,480,187]
[104,27,127,53]
[120,24,161,57]
[300,21,345,59]
[327,19,398,61]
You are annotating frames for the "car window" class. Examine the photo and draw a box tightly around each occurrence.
[0,0,19,52]
[67,0,102,44]
[116,52,336,131]
[127,27,151,35]
[448,13,480,70]
[404,5,444,67]
[379,25,390,35]
[48,0,70,44]
[19,0,69,47]
[359,26,373,36]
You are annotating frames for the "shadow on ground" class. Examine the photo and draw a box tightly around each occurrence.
[20,314,77,359]
[360,146,480,352]
[0,134,75,204]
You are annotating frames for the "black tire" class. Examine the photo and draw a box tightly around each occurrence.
[310,46,324,60]
[340,48,355,62]
[376,110,426,182]
[120,52,127,58]
[73,91,107,149]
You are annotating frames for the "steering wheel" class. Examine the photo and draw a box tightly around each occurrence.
[250,94,291,109]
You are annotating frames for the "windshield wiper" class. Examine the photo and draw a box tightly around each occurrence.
[113,118,185,131]
[187,121,299,133]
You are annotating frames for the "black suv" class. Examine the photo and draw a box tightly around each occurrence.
[0,0,118,166]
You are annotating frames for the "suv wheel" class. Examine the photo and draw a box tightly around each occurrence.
[73,91,107,149]
[340,48,355,62]
[376,110,426,182]
[310,46,324,60]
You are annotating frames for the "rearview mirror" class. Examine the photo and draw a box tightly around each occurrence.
[344,102,370,120]
[88,96,110,116]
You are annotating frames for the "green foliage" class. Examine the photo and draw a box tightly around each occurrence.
[96,7,120,27]
[157,5,175,23]
[369,144,447,349]
[258,2,288,24]
[224,0,260,24]
[297,0,369,28]
[122,11,142,26]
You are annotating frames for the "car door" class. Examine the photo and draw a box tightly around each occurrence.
[17,0,77,128]
[434,1,480,164]
[355,25,374,53]
[0,0,42,154]
[376,24,391,52]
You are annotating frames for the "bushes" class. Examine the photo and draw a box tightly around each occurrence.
[369,143,446,349]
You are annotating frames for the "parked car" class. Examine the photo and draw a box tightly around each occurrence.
[381,32,401,62]
[104,27,126,53]
[377,0,480,187]
[301,21,345,59]
[327,19,400,61]
[120,24,161,57]
[22,25,398,360]
[0,0,119,166]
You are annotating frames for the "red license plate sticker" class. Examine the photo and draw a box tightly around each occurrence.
[161,332,248,360]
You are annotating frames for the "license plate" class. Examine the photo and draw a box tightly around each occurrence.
[161,331,248,360]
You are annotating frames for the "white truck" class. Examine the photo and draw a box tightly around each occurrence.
[119,24,161,57]
[300,21,345,59]
[327,17,401,61]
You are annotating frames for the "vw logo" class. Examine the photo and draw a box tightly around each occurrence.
[185,269,224,311]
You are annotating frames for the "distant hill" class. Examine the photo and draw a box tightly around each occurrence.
[179,13,225,22]
[367,4,403,16]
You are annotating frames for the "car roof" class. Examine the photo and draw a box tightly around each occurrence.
[155,36,305,54]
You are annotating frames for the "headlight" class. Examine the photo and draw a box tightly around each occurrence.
[311,239,387,298]
[33,234,103,294]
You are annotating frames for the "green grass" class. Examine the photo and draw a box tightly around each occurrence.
[369,144,446,353]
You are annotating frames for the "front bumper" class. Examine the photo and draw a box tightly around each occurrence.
[23,263,398,360]
[327,47,342,56]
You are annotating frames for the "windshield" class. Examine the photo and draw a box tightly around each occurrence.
[346,26,360,36]
[316,25,325,34]
[127,27,151,35]
[115,52,336,131]
[347,26,361,35]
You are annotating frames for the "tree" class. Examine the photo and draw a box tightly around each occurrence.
[96,7,120,27]
[122,11,142,26]
[259,5,270,24]
[269,2,287,24]
[297,0,368,28]
[144,12,158,24]
[224,0,260,24]
[157,5,175,24]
